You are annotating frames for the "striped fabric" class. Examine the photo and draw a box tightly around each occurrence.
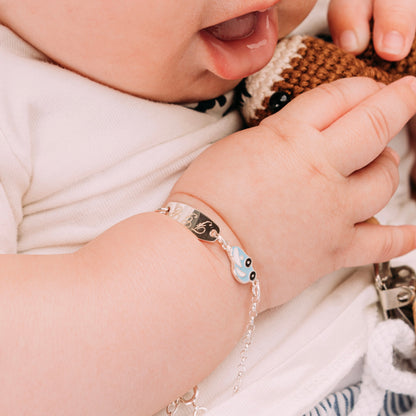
[303,384,415,416]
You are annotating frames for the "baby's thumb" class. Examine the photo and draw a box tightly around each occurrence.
[345,223,416,266]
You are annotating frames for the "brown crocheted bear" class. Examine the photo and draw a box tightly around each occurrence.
[239,35,416,329]
[240,34,416,127]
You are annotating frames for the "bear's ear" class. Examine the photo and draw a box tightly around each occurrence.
[239,35,312,127]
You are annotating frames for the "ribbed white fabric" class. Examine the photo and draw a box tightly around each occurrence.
[351,320,416,416]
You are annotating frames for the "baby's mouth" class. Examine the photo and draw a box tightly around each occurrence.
[205,12,258,41]
[201,7,279,80]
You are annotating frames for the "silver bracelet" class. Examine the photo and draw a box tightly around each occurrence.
[158,202,261,415]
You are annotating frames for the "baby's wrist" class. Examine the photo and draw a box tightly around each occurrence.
[164,194,240,271]
[165,193,242,246]
[165,193,247,283]
[165,192,271,313]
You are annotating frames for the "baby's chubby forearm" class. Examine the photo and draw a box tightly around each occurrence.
[0,212,251,415]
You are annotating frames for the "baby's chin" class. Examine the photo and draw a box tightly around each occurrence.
[85,65,242,104]
[139,77,242,105]
[172,79,242,104]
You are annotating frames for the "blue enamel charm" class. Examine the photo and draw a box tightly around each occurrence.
[230,246,256,284]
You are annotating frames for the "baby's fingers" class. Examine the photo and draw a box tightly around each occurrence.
[266,77,383,131]
[323,77,416,176]
[329,0,416,60]
[372,0,416,61]
[347,147,399,223]
[343,223,416,266]
[328,0,372,55]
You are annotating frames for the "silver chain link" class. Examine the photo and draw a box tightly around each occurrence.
[166,386,207,415]
[233,278,260,393]
[164,279,260,415]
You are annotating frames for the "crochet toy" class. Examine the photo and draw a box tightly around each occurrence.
[239,34,416,329]
[240,34,416,127]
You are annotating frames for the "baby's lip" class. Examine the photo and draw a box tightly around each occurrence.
[205,12,258,41]
[201,7,278,81]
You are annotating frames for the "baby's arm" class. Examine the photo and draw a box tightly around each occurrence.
[1,77,416,415]
[328,0,416,60]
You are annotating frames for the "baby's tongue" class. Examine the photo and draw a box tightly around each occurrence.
[206,13,257,41]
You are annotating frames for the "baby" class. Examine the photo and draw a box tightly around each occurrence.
[0,0,415,415]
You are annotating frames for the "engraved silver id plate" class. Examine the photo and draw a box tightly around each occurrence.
[165,202,220,242]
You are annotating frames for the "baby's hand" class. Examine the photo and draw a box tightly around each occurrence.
[328,0,416,61]
[172,76,416,311]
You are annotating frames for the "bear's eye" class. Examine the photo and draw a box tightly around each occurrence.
[245,258,252,268]
[268,91,291,113]
[250,271,256,281]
